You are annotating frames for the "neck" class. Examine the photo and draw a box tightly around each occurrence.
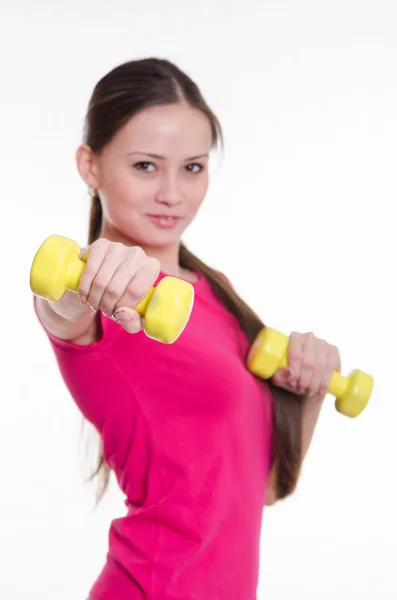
[99,221,196,282]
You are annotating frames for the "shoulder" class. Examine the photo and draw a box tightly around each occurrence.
[212,270,235,291]
[216,271,230,284]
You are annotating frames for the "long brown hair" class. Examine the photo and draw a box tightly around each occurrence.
[83,58,302,503]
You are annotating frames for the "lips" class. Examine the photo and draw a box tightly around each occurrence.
[147,214,182,229]
[148,214,181,219]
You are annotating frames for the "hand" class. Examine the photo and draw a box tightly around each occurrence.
[271,331,341,401]
[77,238,161,334]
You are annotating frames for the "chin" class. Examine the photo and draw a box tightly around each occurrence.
[113,215,190,249]
[146,232,182,248]
[126,227,183,249]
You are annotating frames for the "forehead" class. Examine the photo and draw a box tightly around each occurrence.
[112,103,213,156]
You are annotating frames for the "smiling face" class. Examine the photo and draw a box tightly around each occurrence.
[77,103,213,249]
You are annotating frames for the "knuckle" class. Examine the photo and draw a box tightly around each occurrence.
[105,285,120,300]
[148,256,161,274]
[127,280,149,301]
[92,237,108,250]
[111,241,127,254]
[131,246,146,260]
[77,275,93,296]
[289,331,303,348]
[288,333,300,352]
[319,383,328,397]
[81,265,96,279]
[77,277,88,292]
[303,331,317,344]
[128,245,141,257]
[304,359,316,371]
[92,277,107,290]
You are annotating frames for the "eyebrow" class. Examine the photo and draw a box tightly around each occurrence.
[127,151,209,161]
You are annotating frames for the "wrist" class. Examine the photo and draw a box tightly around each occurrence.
[49,290,93,322]
[302,392,325,410]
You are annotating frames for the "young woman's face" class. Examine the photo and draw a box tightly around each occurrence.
[81,103,213,248]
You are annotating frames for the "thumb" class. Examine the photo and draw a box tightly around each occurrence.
[111,306,143,334]
[271,367,291,387]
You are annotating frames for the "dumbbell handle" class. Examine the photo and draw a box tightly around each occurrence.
[63,255,85,296]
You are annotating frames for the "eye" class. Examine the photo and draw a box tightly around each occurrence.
[185,163,204,174]
[134,161,156,173]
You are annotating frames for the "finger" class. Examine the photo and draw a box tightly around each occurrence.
[115,259,161,312]
[97,259,141,316]
[317,345,339,399]
[77,243,107,303]
[297,368,313,395]
[112,306,143,334]
[271,367,292,388]
[308,371,323,398]
[297,332,318,393]
[86,245,127,310]
[306,339,329,398]
[287,332,304,385]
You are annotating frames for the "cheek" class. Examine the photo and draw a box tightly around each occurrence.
[185,177,208,212]
[101,174,153,215]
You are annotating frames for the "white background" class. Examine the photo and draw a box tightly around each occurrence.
[1,1,396,598]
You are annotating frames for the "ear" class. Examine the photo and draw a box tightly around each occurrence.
[75,144,100,190]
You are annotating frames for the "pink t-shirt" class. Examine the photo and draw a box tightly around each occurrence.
[34,271,273,599]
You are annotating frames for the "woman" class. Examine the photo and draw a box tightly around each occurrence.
[34,57,341,599]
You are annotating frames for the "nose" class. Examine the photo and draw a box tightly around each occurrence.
[155,173,183,207]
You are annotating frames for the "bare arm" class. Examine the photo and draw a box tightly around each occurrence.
[299,395,324,458]
[265,394,324,505]
[265,331,340,506]
[35,291,100,344]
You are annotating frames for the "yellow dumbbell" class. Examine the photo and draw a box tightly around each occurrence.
[247,327,373,418]
[30,235,194,344]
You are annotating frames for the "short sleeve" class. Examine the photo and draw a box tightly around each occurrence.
[33,295,121,430]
